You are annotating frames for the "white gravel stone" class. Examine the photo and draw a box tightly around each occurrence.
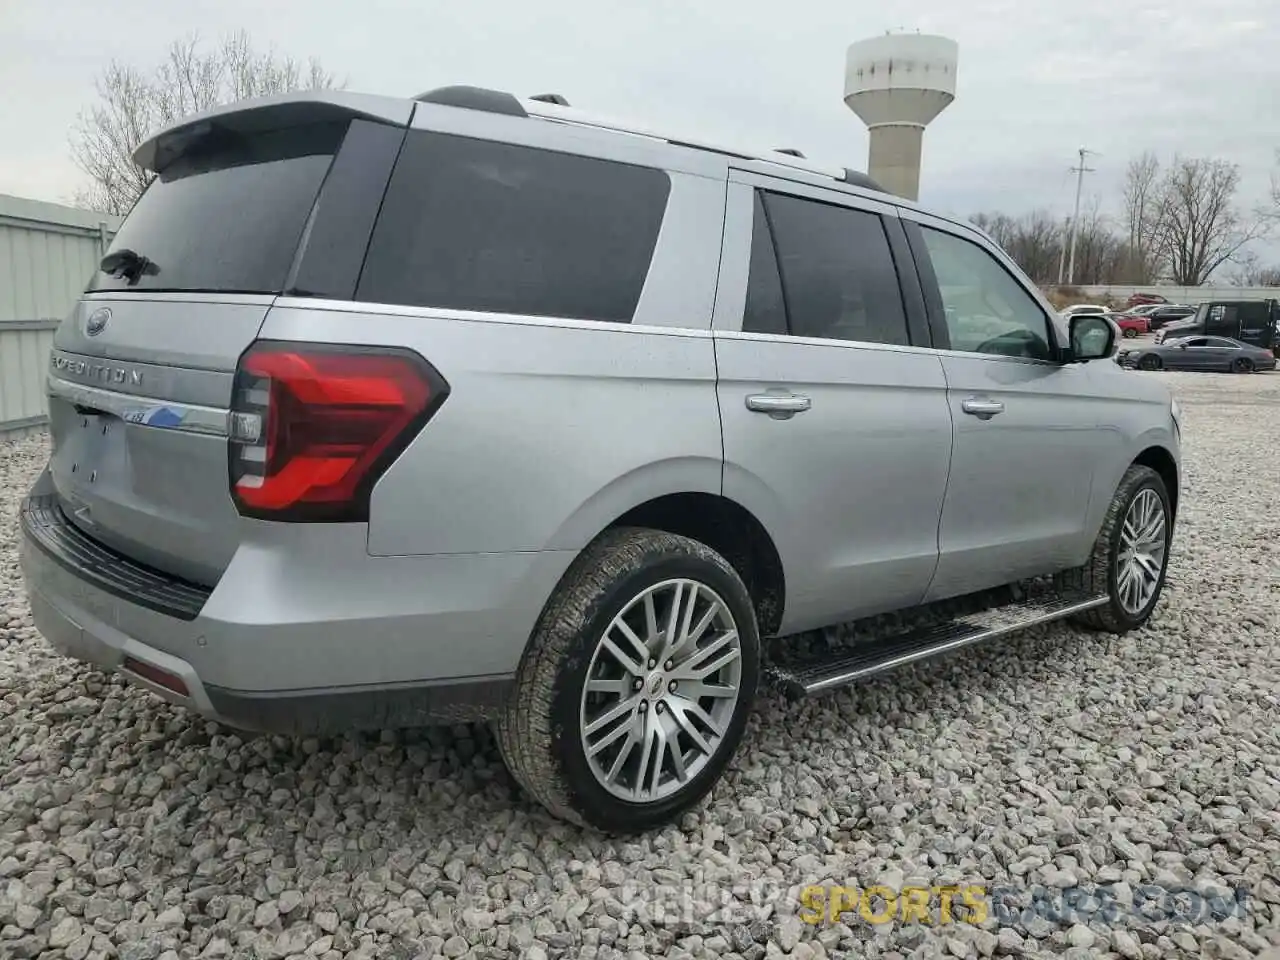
[2,371,1279,958]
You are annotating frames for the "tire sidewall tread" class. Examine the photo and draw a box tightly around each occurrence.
[1065,464,1172,633]
[496,527,760,833]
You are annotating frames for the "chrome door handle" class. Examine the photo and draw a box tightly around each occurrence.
[746,393,811,417]
[961,398,1004,419]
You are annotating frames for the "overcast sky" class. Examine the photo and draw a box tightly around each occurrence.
[3,0,1277,252]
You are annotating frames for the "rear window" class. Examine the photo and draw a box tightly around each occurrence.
[88,122,345,294]
[355,131,671,322]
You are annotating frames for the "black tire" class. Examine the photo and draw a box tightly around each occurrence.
[1058,464,1173,633]
[1231,357,1254,374]
[1138,354,1162,371]
[1123,328,1138,339]
[496,527,760,832]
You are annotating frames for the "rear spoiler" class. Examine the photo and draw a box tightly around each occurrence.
[132,91,414,174]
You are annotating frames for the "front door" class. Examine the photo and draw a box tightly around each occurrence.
[712,176,953,634]
[903,216,1102,601]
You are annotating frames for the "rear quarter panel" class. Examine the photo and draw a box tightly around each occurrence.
[259,306,724,556]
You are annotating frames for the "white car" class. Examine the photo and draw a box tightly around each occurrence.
[1060,304,1109,319]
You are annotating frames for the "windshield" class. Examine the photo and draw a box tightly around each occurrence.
[88,121,346,295]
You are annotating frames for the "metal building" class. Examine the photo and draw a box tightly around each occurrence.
[844,33,959,202]
[0,194,119,436]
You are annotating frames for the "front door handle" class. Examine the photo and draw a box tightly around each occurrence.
[961,397,1004,419]
[746,393,811,417]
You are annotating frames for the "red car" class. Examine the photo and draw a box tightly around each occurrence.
[1113,313,1150,338]
[1125,292,1168,308]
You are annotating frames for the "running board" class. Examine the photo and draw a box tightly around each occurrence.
[767,592,1108,698]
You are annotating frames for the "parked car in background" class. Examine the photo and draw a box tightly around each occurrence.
[1125,292,1168,308]
[1111,313,1150,338]
[1119,304,1163,318]
[1060,304,1109,319]
[1117,335,1277,373]
[1154,299,1279,355]
[1144,304,1197,331]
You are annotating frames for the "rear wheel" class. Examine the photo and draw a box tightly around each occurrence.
[496,527,760,832]
[1060,464,1172,633]
[1138,354,1162,371]
[1123,328,1138,339]
[1231,356,1254,374]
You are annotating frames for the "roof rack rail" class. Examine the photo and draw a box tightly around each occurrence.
[774,148,806,158]
[529,93,570,106]
[842,168,885,192]
[414,85,527,117]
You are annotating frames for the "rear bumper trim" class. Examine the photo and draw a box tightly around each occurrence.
[20,492,212,621]
[204,676,516,734]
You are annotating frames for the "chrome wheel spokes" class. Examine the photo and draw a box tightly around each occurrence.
[579,578,742,802]
[1116,488,1167,615]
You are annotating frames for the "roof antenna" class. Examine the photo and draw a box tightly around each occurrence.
[529,93,570,106]
[774,148,806,158]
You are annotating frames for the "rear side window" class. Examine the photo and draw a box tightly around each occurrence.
[743,190,910,346]
[89,122,345,294]
[357,132,671,322]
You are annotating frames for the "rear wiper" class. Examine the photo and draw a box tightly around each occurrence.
[99,248,159,285]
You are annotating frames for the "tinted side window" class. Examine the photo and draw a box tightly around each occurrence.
[918,226,1053,360]
[742,192,787,335]
[759,192,910,345]
[357,132,671,322]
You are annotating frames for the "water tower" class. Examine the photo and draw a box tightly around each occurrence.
[844,33,958,201]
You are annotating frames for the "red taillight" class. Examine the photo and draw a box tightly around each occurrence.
[229,342,448,521]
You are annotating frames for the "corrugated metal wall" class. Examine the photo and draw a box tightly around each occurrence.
[0,193,120,436]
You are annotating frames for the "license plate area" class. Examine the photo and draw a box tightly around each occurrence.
[52,410,130,504]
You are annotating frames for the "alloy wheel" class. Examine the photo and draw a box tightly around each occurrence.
[1116,488,1167,615]
[579,578,743,802]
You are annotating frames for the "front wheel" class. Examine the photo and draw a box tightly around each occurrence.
[1123,328,1138,339]
[1060,464,1173,633]
[1231,357,1254,374]
[1138,354,1163,371]
[496,527,760,832]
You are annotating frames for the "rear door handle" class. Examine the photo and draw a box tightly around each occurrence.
[746,393,811,417]
[961,398,1004,419]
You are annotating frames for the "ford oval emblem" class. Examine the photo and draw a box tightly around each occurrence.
[85,307,111,337]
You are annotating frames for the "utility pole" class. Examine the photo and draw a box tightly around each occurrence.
[1057,215,1070,285]
[1066,147,1096,285]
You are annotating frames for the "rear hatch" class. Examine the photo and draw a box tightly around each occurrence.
[45,95,409,586]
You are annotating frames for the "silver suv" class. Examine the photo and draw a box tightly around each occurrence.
[20,85,1180,831]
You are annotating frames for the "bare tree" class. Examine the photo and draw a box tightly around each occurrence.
[1225,249,1263,286]
[71,30,342,215]
[1150,156,1266,285]
[1260,267,1280,287]
[1121,152,1162,283]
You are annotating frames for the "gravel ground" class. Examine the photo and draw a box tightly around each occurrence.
[2,371,1279,960]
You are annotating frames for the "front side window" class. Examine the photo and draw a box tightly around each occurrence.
[919,226,1053,360]
[357,132,671,322]
[742,189,910,346]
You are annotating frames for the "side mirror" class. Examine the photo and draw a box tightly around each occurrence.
[1178,342,1188,349]
[1069,314,1115,362]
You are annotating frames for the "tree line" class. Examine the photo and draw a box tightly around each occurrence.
[972,153,1277,287]
[66,31,1280,288]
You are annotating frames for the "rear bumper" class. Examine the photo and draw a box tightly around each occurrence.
[20,468,576,733]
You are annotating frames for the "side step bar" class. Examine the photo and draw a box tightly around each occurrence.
[767,591,1108,699]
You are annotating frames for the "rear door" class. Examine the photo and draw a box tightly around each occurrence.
[45,104,408,585]
[902,214,1102,600]
[712,174,952,633]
